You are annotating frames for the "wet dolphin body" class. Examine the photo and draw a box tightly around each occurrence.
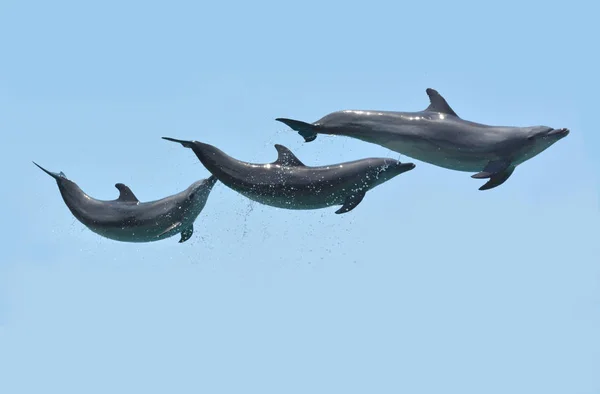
[33,162,217,243]
[162,138,415,214]
[276,88,570,190]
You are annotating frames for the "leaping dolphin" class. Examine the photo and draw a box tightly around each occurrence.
[162,138,415,214]
[33,162,217,243]
[276,88,570,190]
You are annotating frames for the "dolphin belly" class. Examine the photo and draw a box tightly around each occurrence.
[66,198,198,243]
[235,187,348,210]
[84,221,185,243]
[381,139,489,172]
[221,175,353,210]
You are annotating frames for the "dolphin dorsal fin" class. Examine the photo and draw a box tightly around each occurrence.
[424,88,458,117]
[273,144,305,166]
[115,183,140,203]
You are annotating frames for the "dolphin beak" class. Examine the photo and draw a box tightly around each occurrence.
[162,137,195,148]
[32,161,64,180]
[399,162,416,172]
[548,128,570,137]
[205,175,218,187]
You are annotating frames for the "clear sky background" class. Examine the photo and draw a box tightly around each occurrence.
[1,0,598,393]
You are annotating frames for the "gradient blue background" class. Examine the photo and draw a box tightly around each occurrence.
[1,0,599,393]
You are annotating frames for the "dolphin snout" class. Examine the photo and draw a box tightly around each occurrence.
[395,162,416,173]
[383,161,416,175]
[205,175,218,187]
[548,128,570,137]
[33,161,66,180]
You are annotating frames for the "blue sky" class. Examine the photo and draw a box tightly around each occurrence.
[1,0,598,393]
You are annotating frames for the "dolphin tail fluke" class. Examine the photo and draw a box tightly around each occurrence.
[32,161,65,180]
[162,137,195,148]
[275,118,319,142]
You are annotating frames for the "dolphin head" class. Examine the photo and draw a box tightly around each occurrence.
[162,137,232,172]
[33,161,68,182]
[162,137,220,155]
[363,159,416,188]
[517,126,570,161]
[187,176,218,200]
[33,161,79,191]
[33,161,88,206]
[180,175,218,216]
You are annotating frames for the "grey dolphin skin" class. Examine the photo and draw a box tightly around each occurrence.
[162,138,415,214]
[33,162,217,243]
[276,88,569,190]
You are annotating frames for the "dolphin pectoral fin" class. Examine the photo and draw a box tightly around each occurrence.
[158,222,182,238]
[472,160,514,190]
[275,118,319,142]
[471,172,492,179]
[471,160,511,179]
[335,192,366,214]
[179,225,194,243]
[115,183,140,203]
[478,166,516,191]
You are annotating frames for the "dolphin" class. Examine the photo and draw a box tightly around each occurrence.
[276,88,570,190]
[33,162,217,243]
[162,138,415,214]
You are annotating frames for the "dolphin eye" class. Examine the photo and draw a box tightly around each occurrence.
[527,135,535,141]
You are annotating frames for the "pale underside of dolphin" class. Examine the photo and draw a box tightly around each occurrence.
[33,162,217,243]
[162,138,415,214]
[276,88,569,190]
